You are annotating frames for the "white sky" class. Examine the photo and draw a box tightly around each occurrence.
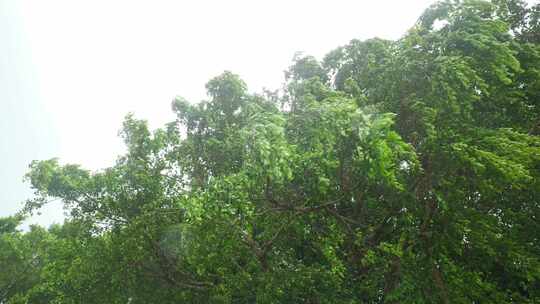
[1,0,443,227]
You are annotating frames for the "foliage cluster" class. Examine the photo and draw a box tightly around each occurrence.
[2,1,540,302]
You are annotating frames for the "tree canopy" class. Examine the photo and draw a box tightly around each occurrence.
[2,0,540,303]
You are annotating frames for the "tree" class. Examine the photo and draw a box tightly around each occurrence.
[3,0,539,303]
[0,216,54,304]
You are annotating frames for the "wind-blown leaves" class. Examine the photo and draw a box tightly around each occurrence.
[2,1,540,303]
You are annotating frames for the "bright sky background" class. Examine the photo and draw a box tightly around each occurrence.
[2,0,449,227]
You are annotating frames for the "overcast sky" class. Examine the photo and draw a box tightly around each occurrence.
[1,0,448,227]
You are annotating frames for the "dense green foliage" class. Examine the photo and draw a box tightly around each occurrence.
[2,0,540,302]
